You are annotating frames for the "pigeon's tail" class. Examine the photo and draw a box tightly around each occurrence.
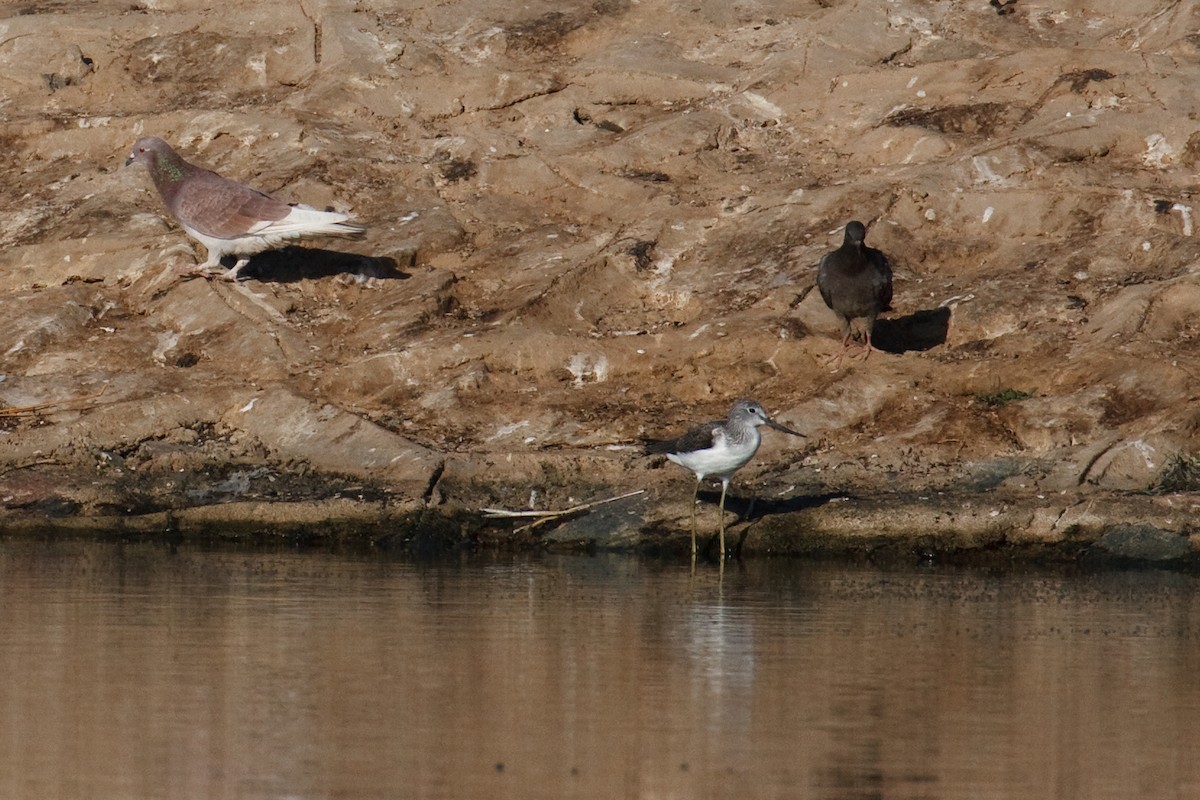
[261,204,367,241]
[323,219,367,240]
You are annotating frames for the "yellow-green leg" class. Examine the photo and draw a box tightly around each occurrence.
[717,479,730,561]
[689,477,700,561]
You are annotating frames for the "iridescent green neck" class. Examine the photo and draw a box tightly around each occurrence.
[155,151,186,183]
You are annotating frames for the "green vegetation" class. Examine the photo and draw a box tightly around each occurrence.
[975,388,1034,407]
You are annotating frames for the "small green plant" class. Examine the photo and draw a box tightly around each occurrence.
[1150,453,1200,494]
[975,388,1034,407]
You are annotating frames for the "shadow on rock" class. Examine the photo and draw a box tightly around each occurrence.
[685,492,843,561]
[226,246,410,283]
[704,492,841,561]
[687,489,842,525]
[736,491,845,523]
[873,306,951,354]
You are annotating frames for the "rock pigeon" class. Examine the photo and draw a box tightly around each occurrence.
[126,136,365,281]
[816,220,893,368]
[645,398,803,560]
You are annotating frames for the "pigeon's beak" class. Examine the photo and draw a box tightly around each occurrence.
[124,154,135,167]
[766,417,805,437]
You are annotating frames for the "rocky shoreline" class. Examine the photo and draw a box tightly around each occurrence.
[2,450,1198,566]
[4,1,1200,563]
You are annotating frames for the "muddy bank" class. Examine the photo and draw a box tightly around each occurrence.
[3,0,1200,561]
[2,454,1198,567]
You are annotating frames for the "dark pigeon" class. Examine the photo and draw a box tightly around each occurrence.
[126,136,365,281]
[816,220,893,368]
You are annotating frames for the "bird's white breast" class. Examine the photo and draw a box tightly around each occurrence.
[666,428,761,480]
[180,221,270,258]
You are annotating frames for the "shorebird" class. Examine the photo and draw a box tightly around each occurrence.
[126,136,365,281]
[645,398,804,560]
[817,220,893,369]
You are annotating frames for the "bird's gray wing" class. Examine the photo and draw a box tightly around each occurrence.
[869,247,893,311]
[644,420,721,456]
[816,254,836,310]
[171,168,292,240]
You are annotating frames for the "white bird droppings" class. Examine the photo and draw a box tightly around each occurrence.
[1143,133,1174,168]
[1172,203,1194,236]
[567,353,608,387]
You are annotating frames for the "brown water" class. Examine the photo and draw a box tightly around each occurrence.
[1,540,1199,799]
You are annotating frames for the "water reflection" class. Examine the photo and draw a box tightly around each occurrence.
[0,540,1198,799]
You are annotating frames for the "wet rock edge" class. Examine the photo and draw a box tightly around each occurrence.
[1,467,1197,569]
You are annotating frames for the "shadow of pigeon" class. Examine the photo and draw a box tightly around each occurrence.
[225,246,410,283]
[872,306,951,354]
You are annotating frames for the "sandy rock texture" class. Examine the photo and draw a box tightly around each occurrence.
[3,0,1200,559]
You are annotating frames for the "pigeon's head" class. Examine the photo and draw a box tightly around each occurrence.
[844,220,867,245]
[125,136,171,168]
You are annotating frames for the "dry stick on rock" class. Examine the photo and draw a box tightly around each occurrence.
[481,489,646,534]
[0,385,109,418]
[0,458,60,477]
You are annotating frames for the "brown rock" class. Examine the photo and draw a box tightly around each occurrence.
[3,0,1200,555]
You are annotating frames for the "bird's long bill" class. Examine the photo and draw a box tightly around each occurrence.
[124,154,134,167]
[766,417,805,437]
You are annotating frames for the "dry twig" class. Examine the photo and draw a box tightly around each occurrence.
[0,385,109,418]
[481,489,646,533]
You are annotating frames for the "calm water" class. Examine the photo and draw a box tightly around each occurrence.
[1,540,1199,799]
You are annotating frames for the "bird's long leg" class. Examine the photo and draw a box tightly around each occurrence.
[690,477,700,562]
[717,478,730,562]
